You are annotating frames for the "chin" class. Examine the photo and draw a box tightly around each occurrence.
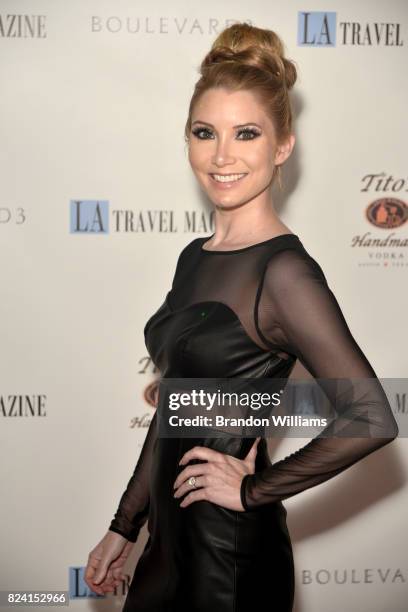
[209,195,250,210]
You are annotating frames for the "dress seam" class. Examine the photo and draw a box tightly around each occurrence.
[254,259,280,350]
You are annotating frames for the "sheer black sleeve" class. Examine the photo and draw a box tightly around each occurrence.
[108,241,195,540]
[109,411,157,541]
[240,248,399,510]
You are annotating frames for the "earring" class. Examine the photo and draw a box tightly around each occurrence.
[275,165,283,191]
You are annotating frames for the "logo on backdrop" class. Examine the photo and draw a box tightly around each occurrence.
[297,12,404,47]
[70,200,109,234]
[128,380,157,431]
[0,395,46,417]
[366,198,407,229]
[0,14,46,38]
[69,199,214,235]
[350,172,408,267]
[0,207,26,225]
[90,16,247,35]
[302,567,406,585]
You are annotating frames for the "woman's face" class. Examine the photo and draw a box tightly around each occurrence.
[188,87,294,209]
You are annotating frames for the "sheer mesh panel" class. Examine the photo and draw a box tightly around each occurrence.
[169,238,291,353]
[240,247,399,510]
[109,411,157,541]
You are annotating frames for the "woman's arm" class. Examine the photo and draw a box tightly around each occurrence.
[241,248,399,510]
[109,240,195,537]
[109,410,157,541]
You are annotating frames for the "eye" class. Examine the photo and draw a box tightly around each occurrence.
[191,127,214,140]
[236,128,261,140]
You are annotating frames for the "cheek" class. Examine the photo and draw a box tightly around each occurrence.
[245,143,274,172]
[188,143,208,171]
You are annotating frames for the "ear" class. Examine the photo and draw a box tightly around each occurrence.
[274,133,295,166]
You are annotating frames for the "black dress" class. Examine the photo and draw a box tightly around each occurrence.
[109,233,398,612]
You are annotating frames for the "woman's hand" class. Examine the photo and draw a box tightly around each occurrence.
[84,530,134,595]
[173,437,261,511]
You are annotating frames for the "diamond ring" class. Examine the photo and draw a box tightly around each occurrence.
[188,476,197,488]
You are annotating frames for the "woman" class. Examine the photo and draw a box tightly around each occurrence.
[84,23,398,611]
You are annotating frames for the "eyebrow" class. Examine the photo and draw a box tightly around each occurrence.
[192,120,262,129]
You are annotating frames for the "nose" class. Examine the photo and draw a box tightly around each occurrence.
[211,135,236,167]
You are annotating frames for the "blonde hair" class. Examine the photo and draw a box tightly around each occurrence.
[184,22,298,189]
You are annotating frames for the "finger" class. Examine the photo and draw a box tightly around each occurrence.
[86,580,105,596]
[105,568,115,584]
[84,574,99,593]
[173,463,214,489]
[112,566,125,579]
[179,445,226,466]
[174,475,209,499]
[112,572,126,587]
[95,575,115,594]
[84,556,99,579]
[179,487,208,508]
[84,564,95,581]
[94,563,110,584]
[244,437,261,462]
[84,559,106,595]
[100,579,117,594]
[91,587,105,596]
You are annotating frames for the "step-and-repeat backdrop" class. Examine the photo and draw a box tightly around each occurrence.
[1,1,407,611]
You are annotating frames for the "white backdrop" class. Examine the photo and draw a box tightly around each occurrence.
[0,0,407,611]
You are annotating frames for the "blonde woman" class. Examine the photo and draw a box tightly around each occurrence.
[85,22,398,612]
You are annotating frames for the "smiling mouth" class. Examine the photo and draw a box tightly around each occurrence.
[209,173,248,183]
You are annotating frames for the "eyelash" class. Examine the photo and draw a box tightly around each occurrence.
[191,127,261,141]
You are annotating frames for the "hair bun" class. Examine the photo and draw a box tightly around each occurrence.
[200,23,297,91]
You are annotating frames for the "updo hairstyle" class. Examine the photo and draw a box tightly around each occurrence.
[184,22,298,188]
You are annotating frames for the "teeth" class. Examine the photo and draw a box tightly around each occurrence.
[211,173,246,183]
